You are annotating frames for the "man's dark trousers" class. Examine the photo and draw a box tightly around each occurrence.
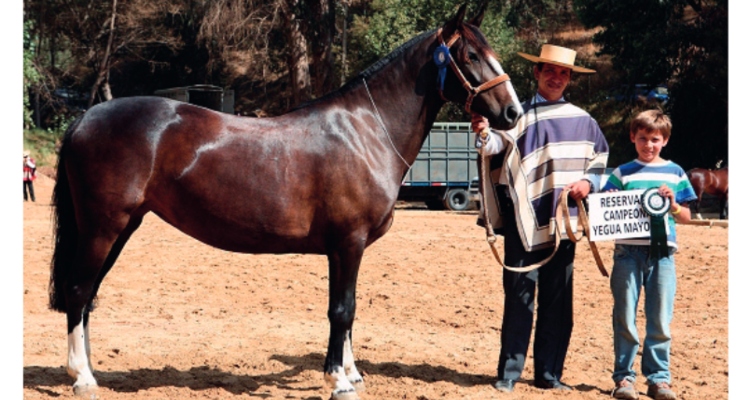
[496,191,575,383]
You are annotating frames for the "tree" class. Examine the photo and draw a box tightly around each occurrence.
[574,0,728,169]
[310,0,337,96]
[24,0,185,111]
[283,0,313,106]
[23,20,42,130]
[348,1,521,121]
[87,0,118,107]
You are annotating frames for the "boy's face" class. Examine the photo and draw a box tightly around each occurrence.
[533,63,571,101]
[631,128,668,163]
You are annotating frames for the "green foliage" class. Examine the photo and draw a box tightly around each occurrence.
[23,20,41,130]
[349,0,458,74]
[23,112,76,168]
[349,1,523,122]
[23,128,60,168]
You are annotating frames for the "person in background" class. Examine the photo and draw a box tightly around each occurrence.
[602,110,696,400]
[23,149,36,202]
[472,44,609,393]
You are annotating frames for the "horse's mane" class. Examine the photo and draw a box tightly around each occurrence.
[358,29,437,80]
[291,22,492,112]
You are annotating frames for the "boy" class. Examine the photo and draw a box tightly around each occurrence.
[601,109,696,400]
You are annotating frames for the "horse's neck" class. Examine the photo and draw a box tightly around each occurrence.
[357,48,442,168]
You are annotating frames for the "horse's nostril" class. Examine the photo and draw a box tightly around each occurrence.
[504,105,520,124]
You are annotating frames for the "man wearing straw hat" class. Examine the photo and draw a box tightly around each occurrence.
[472,44,609,393]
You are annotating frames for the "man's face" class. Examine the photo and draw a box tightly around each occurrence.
[533,63,571,101]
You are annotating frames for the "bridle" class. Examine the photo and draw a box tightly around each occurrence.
[435,27,511,114]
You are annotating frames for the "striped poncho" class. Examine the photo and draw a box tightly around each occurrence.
[479,97,609,252]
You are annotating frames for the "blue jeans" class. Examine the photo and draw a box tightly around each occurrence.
[610,244,676,385]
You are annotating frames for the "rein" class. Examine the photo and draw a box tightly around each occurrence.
[477,130,608,276]
[435,28,511,114]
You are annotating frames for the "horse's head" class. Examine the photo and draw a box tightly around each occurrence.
[436,4,522,131]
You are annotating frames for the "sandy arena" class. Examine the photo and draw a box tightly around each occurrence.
[23,173,728,399]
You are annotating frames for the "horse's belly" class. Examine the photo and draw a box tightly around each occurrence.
[151,207,324,255]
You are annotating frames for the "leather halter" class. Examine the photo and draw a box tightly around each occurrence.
[436,28,511,114]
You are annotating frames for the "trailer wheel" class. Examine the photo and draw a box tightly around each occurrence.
[444,188,471,211]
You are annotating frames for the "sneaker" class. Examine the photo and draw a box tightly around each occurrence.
[647,382,676,400]
[612,379,638,399]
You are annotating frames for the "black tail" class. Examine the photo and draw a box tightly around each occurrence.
[49,117,83,313]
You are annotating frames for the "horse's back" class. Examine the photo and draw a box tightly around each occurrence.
[687,167,728,197]
[65,97,231,223]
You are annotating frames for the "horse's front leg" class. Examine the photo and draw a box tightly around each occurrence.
[324,242,365,400]
[343,329,365,391]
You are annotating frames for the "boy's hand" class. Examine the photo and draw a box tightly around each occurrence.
[658,184,676,207]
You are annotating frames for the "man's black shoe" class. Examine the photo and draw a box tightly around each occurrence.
[534,379,572,390]
[494,379,515,393]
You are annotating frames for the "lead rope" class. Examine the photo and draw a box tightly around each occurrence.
[478,129,608,277]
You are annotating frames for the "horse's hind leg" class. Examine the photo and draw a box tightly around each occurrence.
[691,194,704,220]
[719,197,728,220]
[66,215,143,396]
[65,233,118,396]
[324,241,366,400]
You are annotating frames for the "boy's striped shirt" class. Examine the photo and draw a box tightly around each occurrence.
[602,159,697,249]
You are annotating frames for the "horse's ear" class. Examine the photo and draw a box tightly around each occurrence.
[469,3,487,27]
[442,3,468,37]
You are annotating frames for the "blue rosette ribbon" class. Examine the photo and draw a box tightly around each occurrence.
[433,44,451,92]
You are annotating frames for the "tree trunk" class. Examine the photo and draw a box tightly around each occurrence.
[283,0,312,107]
[341,2,347,86]
[101,76,113,101]
[311,0,336,96]
[87,0,117,108]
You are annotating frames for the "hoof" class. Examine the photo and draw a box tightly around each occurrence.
[351,379,366,392]
[330,389,360,400]
[73,383,99,399]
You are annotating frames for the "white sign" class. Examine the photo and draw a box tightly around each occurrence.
[587,189,667,242]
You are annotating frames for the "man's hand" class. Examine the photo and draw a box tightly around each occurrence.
[566,179,592,201]
[471,113,489,136]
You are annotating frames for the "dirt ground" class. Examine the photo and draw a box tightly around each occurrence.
[23,173,729,399]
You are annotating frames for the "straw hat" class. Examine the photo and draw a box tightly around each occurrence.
[518,44,596,74]
[23,150,30,157]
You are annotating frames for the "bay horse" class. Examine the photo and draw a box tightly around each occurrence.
[49,5,522,399]
[687,166,729,219]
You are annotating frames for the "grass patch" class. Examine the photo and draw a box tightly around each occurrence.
[23,128,61,168]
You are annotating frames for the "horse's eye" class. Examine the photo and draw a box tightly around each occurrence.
[468,53,480,63]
